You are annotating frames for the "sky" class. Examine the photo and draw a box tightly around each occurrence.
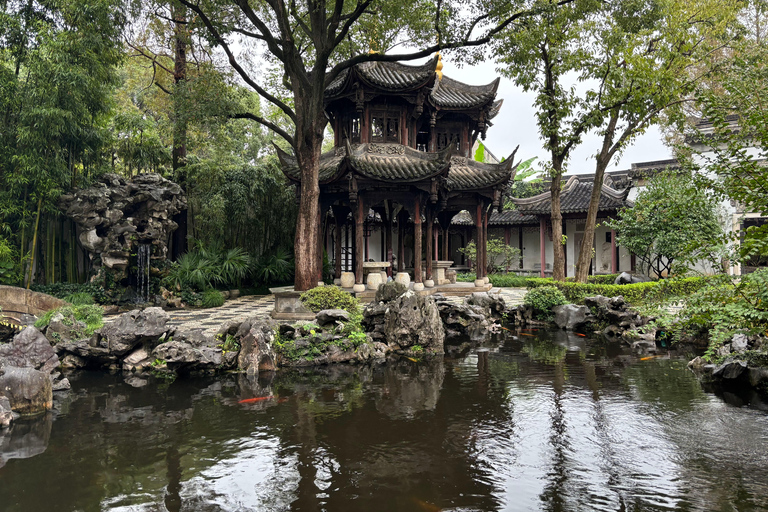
[439,58,675,175]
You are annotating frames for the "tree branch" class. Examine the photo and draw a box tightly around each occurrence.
[229,112,294,145]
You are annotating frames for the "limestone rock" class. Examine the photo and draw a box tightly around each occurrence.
[237,322,277,375]
[375,280,408,303]
[466,292,507,320]
[97,307,170,356]
[0,396,13,428]
[59,173,186,274]
[0,367,53,415]
[0,327,58,374]
[552,304,594,331]
[731,333,749,353]
[383,291,444,352]
[152,341,222,372]
[614,272,652,285]
[712,360,748,380]
[316,309,350,327]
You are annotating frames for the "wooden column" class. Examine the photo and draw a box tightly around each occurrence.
[482,207,489,278]
[355,200,364,285]
[611,229,618,273]
[334,221,342,279]
[414,200,422,283]
[539,217,546,278]
[317,207,324,284]
[397,210,407,272]
[518,228,524,269]
[425,208,433,281]
[434,226,439,261]
[442,226,449,260]
[385,213,393,277]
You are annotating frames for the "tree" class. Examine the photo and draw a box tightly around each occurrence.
[673,1,768,270]
[171,0,574,290]
[495,0,737,282]
[609,170,723,277]
[0,0,125,285]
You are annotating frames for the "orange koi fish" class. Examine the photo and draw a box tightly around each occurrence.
[520,333,535,337]
[640,355,661,361]
[575,333,587,337]
[239,396,273,404]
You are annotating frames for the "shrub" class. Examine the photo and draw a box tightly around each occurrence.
[532,276,709,306]
[34,304,104,337]
[201,289,225,308]
[300,286,360,315]
[64,292,95,305]
[253,248,294,285]
[523,285,569,320]
[32,282,109,305]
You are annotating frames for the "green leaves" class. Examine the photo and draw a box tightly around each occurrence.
[609,169,724,277]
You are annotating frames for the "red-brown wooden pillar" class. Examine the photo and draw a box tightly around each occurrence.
[475,203,483,278]
[355,201,364,288]
[425,208,433,284]
[397,210,407,272]
[414,200,422,284]
[539,217,546,278]
[385,214,393,277]
[442,226,449,261]
[434,226,439,261]
[334,220,342,279]
[482,207,489,278]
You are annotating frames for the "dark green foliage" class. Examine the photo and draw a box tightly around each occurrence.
[609,170,724,277]
[253,248,294,285]
[34,304,104,337]
[458,237,521,274]
[163,244,253,291]
[63,292,95,305]
[641,270,768,360]
[201,289,225,308]
[527,276,709,306]
[300,286,360,315]
[180,290,203,308]
[32,283,109,305]
[375,281,407,303]
[523,285,569,320]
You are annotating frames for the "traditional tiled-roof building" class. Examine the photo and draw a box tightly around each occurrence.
[277,55,519,291]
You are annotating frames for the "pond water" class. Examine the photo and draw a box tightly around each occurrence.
[2,329,768,512]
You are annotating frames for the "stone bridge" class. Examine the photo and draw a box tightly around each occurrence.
[0,286,66,324]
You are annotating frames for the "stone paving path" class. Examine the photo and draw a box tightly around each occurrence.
[164,287,529,335]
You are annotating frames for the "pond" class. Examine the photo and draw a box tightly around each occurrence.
[1,329,768,511]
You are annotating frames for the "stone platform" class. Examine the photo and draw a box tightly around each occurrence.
[346,281,492,302]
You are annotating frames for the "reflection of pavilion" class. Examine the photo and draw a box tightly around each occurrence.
[276,56,518,295]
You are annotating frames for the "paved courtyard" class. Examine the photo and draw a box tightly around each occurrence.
[165,287,528,335]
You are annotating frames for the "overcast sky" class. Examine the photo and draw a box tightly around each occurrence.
[439,58,674,175]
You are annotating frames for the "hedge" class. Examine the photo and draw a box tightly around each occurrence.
[527,276,710,305]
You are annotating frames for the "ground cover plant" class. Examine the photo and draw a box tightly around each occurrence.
[34,304,105,339]
[523,285,569,321]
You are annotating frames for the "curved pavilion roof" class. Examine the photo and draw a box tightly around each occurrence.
[509,175,631,215]
[276,142,516,192]
[325,57,500,112]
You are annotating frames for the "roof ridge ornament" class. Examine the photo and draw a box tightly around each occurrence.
[435,52,443,81]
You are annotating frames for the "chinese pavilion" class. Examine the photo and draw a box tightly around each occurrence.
[277,55,519,293]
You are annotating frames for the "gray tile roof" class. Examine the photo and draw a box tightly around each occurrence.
[347,143,452,182]
[446,154,516,190]
[356,56,439,91]
[510,175,630,215]
[430,76,500,109]
[451,209,538,226]
[275,145,346,184]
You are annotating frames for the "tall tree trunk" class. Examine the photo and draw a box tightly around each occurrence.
[575,111,620,282]
[574,158,609,282]
[26,195,42,289]
[550,162,565,281]
[171,2,188,259]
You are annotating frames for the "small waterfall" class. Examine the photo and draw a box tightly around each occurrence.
[137,244,151,303]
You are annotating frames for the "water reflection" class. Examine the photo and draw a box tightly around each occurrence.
[0,332,767,511]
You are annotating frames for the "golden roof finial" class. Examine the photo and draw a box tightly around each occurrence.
[435,51,443,81]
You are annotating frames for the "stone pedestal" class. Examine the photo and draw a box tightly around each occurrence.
[333,278,341,286]
[395,272,410,287]
[367,272,383,290]
[413,282,424,291]
[424,279,435,288]
[474,279,485,287]
[483,276,490,284]
[432,260,454,285]
[353,284,366,293]
[269,286,316,320]
[340,272,355,289]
